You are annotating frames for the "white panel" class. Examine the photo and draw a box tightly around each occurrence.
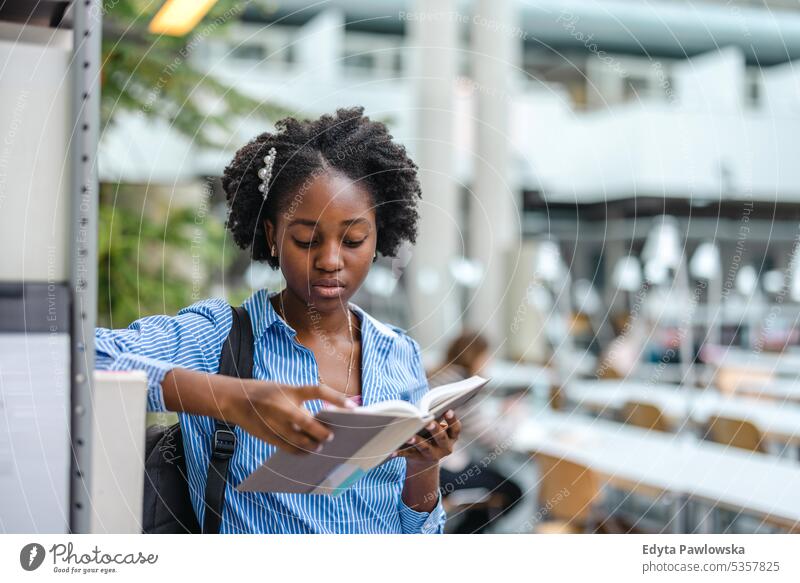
[673,47,746,113]
[761,60,800,115]
[295,9,344,85]
[0,25,71,283]
[0,334,70,533]
[89,371,148,534]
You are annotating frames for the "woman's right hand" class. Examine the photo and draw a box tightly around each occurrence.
[219,376,356,454]
[162,368,355,455]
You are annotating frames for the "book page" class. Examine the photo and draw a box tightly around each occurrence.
[420,375,489,416]
[237,411,425,494]
[357,399,421,418]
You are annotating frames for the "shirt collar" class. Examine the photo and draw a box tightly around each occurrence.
[242,288,400,345]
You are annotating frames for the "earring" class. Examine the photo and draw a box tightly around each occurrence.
[271,244,277,257]
[372,252,378,263]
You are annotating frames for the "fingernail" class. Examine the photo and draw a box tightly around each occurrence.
[389,451,397,458]
[406,437,416,444]
[326,433,334,442]
[445,410,454,420]
[343,399,357,409]
[427,422,436,431]
[315,444,323,453]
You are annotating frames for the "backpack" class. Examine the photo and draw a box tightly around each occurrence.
[142,306,253,534]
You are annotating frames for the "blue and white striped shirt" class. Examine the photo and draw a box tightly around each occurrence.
[95,288,445,533]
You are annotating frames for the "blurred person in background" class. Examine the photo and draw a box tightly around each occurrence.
[596,312,651,379]
[428,331,524,533]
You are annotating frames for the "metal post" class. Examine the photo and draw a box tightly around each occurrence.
[70,0,101,534]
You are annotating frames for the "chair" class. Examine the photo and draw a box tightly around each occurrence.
[533,455,605,533]
[442,488,506,513]
[704,416,766,453]
[621,401,671,433]
[548,384,565,411]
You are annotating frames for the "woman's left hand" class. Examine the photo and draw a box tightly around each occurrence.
[393,409,461,467]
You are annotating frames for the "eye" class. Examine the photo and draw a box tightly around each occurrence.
[292,238,315,248]
[343,238,366,248]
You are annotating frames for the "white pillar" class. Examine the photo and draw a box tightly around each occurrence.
[468,0,520,349]
[295,8,343,86]
[406,0,461,354]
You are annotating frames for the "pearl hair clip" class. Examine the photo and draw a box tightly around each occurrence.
[257,147,277,199]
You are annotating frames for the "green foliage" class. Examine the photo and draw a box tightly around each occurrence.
[101,0,293,147]
[97,1,284,326]
[97,184,236,327]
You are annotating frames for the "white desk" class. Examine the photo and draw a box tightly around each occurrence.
[731,379,800,403]
[709,347,800,379]
[632,362,713,386]
[487,354,597,393]
[513,411,800,531]
[565,380,800,446]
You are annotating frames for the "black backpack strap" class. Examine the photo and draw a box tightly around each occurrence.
[202,306,254,534]
[218,306,254,379]
[202,421,236,534]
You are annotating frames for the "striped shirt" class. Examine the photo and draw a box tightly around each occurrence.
[95,288,445,534]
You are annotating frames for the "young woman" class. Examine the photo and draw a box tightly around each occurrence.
[95,107,461,534]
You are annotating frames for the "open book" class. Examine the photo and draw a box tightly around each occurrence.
[237,375,489,495]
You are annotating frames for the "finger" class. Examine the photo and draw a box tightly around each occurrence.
[278,431,320,454]
[396,435,422,456]
[261,429,307,455]
[446,419,461,440]
[240,413,315,455]
[298,384,357,409]
[425,419,450,448]
[410,436,433,457]
[273,420,325,454]
[395,439,425,460]
[275,440,311,455]
[285,407,333,443]
[282,435,320,454]
[444,410,461,440]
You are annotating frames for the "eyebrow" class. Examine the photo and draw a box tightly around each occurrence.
[288,217,370,228]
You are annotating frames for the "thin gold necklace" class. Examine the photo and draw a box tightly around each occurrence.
[275,299,356,396]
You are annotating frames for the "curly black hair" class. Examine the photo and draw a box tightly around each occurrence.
[222,107,422,269]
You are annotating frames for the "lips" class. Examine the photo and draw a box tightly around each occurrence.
[312,278,345,287]
[311,278,346,299]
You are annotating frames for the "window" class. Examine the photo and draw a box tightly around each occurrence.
[230,43,266,62]
[343,51,376,70]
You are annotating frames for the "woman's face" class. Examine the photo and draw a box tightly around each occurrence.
[265,170,377,312]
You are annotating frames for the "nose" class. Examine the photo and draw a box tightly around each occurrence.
[314,239,344,272]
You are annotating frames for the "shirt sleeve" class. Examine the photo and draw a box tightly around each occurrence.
[397,333,447,534]
[398,484,447,534]
[94,298,233,412]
